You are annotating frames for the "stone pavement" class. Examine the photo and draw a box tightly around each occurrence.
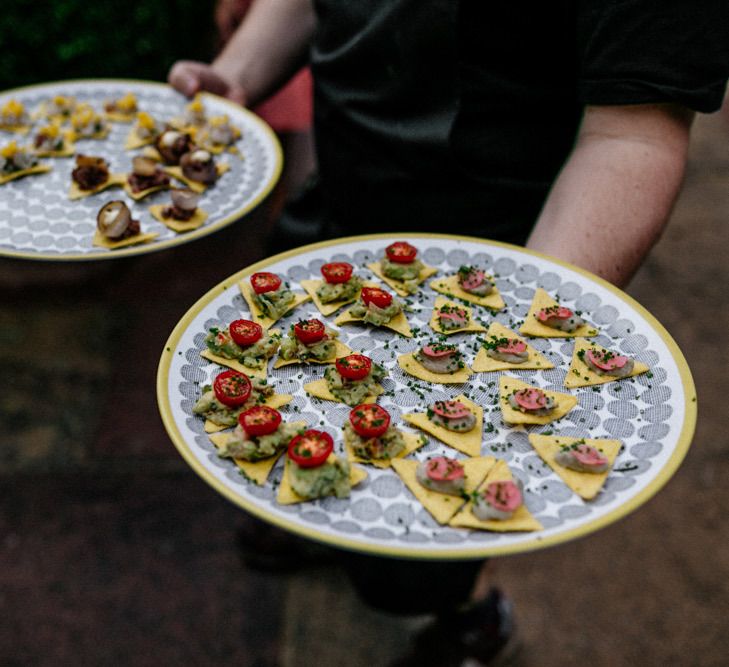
[2,111,728,666]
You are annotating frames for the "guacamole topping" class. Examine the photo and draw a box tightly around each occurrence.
[343,421,406,460]
[253,286,296,320]
[217,421,303,461]
[381,256,424,294]
[206,326,280,368]
[289,455,352,499]
[316,275,363,304]
[348,296,402,326]
[324,362,386,406]
[192,378,274,426]
[280,325,338,362]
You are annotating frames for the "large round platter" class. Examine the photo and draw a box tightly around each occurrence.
[157,234,696,559]
[0,79,281,261]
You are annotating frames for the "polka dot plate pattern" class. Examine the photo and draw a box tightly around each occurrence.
[157,234,696,559]
[0,79,281,261]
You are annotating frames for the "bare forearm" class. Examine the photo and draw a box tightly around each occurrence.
[213,0,315,107]
[527,104,693,288]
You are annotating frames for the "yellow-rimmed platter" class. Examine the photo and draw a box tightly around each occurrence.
[0,79,281,261]
[157,233,696,560]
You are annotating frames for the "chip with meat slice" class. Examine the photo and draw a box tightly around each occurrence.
[564,338,649,389]
[429,273,505,311]
[276,455,368,505]
[449,459,542,532]
[392,456,497,525]
[397,351,473,385]
[519,288,598,338]
[428,296,486,336]
[528,434,622,500]
[499,376,577,426]
[402,394,483,457]
[472,321,554,372]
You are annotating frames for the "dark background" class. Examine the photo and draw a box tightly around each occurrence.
[0,0,216,91]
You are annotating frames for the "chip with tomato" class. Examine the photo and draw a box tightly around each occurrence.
[288,429,334,468]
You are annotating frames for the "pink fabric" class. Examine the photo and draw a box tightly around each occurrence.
[252,68,313,133]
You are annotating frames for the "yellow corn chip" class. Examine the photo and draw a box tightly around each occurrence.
[472,321,554,372]
[345,431,427,469]
[149,204,208,232]
[302,378,383,405]
[334,307,413,338]
[277,455,368,505]
[429,297,487,336]
[519,288,598,338]
[564,338,649,389]
[91,229,158,250]
[499,376,577,425]
[397,352,472,385]
[367,260,438,297]
[238,279,311,330]
[429,274,505,311]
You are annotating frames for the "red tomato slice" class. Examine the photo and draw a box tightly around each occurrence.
[321,262,353,284]
[421,343,457,358]
[385,241,418,264]
[250,271,282,294]
[293,319,327,345]
[360,286,393,309]
[483,480,522,512]
[335,354,372,380]
[585,349,628,371]
[238,405,282,437]
[213,370,252,407]
[536,305,573,323]
[229,319,263,346]
[425,456,465,482]
[431,400,472,420]
[513,388,547,411]
[288,429,334,468]
[496,339,527,355]
[349,404,391,438]
[573,443,609,467]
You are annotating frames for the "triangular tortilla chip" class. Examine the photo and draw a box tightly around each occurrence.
[0,163,51,185]
[402,394,484,456]
[429,274,505,311]
[528,434,622,500]
[208,419,306,485]
[273,339,351,369]
[391,456,497,524]
[564,338,650,389]
[334,307,413,338]
[69,127,110,141]
[429,297,487,336]
[200,348,267,380]
[472,322,554,372]
[499,376,577,425]
[519,288,598,338]
[397,352,473,385]
[299,279,376,316]
[345,431,427,469]
[367,260,438,297]
[204,393,293,433]
[124,180,171,201]
[68,172,125,200]
[0,123,30,134]
[302,378,383,406]
[92,229,158,250]
[149,204,208,232]
[32,133,76,158]
[238,279,311,330]
[124,128,158,150]
[164,162,229,193]
[449,459,542,532]
[277,456,368,505]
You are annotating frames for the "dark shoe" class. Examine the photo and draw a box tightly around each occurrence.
[236,518,338,572]
[390,589,520,667]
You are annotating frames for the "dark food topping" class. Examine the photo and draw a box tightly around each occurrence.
[72,154,109,190]
[155,128,195,165]
[180,149,217,184]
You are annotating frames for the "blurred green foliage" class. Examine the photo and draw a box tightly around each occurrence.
[0,0,217,90]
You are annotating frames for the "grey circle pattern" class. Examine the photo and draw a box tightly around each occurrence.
[164,237,692,556]
[0,80,279,260]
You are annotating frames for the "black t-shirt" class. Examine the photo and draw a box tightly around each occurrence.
[309,0,729,243]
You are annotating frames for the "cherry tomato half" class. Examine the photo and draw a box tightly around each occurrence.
[293,319,327,345]
[288,429,334,468]
[385,241,417,264]
[321,262,353,284]
[250,271,282,294]
[229,319,263,346]
[360,286,392,309]
[349,403,391,438]
[335,354,373,381]
[238,405,282,437]
[213,370,252,407]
